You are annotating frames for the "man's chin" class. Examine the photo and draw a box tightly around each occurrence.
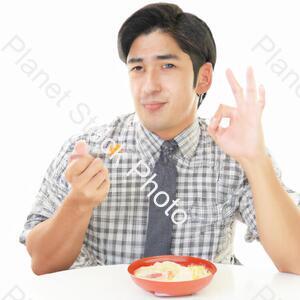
[139,118,172,135]
[136,108,173,130]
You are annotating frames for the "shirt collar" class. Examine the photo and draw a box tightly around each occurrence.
[134,113,201,161]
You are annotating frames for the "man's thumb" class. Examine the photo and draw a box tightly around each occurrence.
[74,140,89,155]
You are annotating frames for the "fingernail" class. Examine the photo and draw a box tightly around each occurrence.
[75,140,89,155]
[69,153,83,161]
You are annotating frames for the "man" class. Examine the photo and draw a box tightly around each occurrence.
[20,3,300,275]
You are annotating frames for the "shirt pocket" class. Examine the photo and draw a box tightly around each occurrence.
[216,178,237,219]
[188,178,236,228]
[188,202,222,228]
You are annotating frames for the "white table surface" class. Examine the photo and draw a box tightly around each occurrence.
[11,263,300,300]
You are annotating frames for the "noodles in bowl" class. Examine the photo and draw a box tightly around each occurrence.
[128,255,217,296]
[134,261,211,282]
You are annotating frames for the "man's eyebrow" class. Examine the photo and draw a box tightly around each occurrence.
[127,54,180,64]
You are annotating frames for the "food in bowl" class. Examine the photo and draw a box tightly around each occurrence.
[128,255,217,296]
[134,261,211,282]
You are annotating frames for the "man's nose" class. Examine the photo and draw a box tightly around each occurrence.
[143,69,162,95]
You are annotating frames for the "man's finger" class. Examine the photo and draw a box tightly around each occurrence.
[246,66,257,102]
[258,84,266,112]
[74,140,89,156]
[209,104,236,131]
[74,157,105,187]
[69,153,84,162]
[226,68,245,107]
[65,154,94,182]
[68,140,90,163]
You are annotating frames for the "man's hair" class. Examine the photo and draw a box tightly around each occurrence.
[117,2,217,108]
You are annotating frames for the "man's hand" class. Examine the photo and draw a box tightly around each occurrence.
[207,67,267,164]
[64,140,110,211]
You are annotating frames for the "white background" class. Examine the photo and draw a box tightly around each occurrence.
[0,0,299,295]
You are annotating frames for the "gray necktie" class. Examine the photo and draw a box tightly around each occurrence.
[143,140,179,257]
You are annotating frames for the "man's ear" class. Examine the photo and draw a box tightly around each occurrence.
[195,62,213,95]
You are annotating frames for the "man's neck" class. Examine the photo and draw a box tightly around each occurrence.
[152,118,197,141]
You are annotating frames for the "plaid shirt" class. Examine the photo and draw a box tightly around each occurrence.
[20,112,300,268]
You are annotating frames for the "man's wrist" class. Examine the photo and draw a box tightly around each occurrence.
[63,194,94,217]
[238,152,272,180]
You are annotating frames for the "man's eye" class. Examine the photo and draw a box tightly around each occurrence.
[131,66,143,72]
[163,63,175,69]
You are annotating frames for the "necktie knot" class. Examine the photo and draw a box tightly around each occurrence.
[160,140,178,163]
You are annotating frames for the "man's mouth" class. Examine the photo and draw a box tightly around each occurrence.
[143,102,167,112]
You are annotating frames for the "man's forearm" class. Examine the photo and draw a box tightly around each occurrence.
[26,195,94,275]
[240,154,300,274]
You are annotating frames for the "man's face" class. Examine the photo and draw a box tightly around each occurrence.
[127,30,199,139]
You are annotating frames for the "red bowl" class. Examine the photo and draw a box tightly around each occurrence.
[128,255,217,296]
